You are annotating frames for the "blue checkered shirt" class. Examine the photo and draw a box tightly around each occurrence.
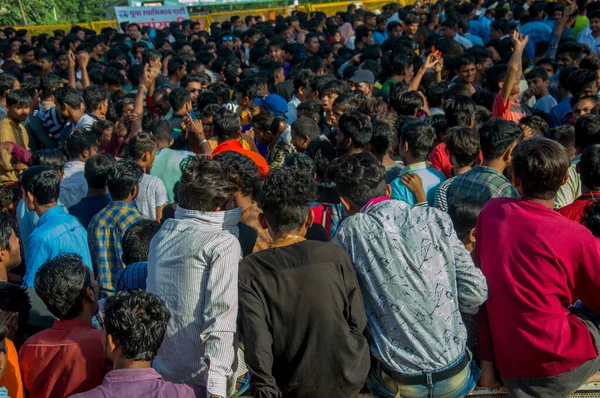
[116,261,148,292]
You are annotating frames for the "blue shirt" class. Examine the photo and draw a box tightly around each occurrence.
[24,205,93,287]
[69,194,111,229]
[548,96,572,128]
[519,20,553,60]
[390,162,446,206]
[373,30,388,45]
[464,33,484,47]
[116,261,148,292]
[479,15,493,43]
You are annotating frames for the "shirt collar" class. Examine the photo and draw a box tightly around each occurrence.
[104,368,163,383]
[53,319,94,330]
[37,205,65,226]
[405,161,431,172]
[174,205,242,229]
[472,164,508,179]
[108,201,138,210]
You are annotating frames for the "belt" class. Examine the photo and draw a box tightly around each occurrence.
[384,353,470,386]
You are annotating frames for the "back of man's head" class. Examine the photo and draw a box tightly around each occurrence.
[338,111,372,150]
[55,86,83,109]
[512,137,570,200]
[66,128,97,160]
[83,85,109,113]
[392,91,423,116]
[291,117,320,141]
[0,75,16,98]
[213,151,260,198]
[168,88,191,114]
[104,290,170,362]
[213,108,241,143]
[178,156,240,212]
[128,133,156,162]
[580,144,600,191]
[150,120,174,145]
[478,119,523,161]
[400,121,436,161]
[369,121,394,158]
[107,159,144,201]
[34,254,93,320]
[31,149,66,172]
[575,114,600,151]
[85,154,116,191]
[445,127,480,168]
[444,96,476,128]
[20,166,60,206]
[122,220,161,265]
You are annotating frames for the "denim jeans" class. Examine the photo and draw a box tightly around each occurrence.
[367,351,481,398]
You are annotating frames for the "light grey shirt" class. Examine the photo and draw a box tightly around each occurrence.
[60,161,87,208]
[147,206,242,397]
[134,174,168,220]
[333,200,487,375]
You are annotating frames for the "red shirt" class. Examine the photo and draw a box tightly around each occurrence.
[210,139,270,176]
[429,143,483,179]
[19,320,108,398]
[557,192,600,223]
[475,198,600,378]
[492,91,525,123]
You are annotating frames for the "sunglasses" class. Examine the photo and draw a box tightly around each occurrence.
[222,36,233,41]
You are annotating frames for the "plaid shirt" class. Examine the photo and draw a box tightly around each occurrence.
[446,165,519,206]
[116,261,148,292]
[88,202,145,298]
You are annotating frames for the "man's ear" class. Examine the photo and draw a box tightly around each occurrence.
[469,228,476,244]
[107,333,117,351]
[305,208,314,229]
[385,183,392,198]
[85,285,96,304]
[258,212,269,230]
[561,168,570,187]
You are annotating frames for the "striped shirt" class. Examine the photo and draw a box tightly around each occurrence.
[38,105,71,141]
[147,206,241,398]
[88,202,145,298]
[433,176,456,212]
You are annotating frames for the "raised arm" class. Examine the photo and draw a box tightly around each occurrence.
[408,53,441,92]
[77,52,91,90]
[501,31,529,106]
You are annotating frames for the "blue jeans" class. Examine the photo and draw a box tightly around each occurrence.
[368,351,481,398]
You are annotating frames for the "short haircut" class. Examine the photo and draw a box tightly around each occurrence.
[31,149,66,172]
[557,41,584,61]
[0,282,31,345]
[484,65,508,93]
[291,117,320,140]
[400,121,437,161]
[85,154,116,190]
[150,120,173,143]
[338,111,372,149]
[83,85,109,112]
[122,220,161,265]
[575,114,600,150]
[167,57,185,76]
[547,125,575,152]
[327,152,386,208]
[322,79,348,97]
[34,253,92,320]
[6,89,32,108]
[445,127,480,168]
[448,196,486,240]
[512,137,570,200]
[213,151,260,198]
[296,100,323,121]
[525,66,549,81]
[55,86,83,109]
[0,75,16,97]
[168,88,191,113]
[426,82,447,108]
[66,128,98,159]
[570,91,598,108]
[178,156,240,212]
[293,70,315,92]
[478,119,523,160]
[580,144,600,191]
[392,90,423,116]
[107,159,144,201]
[20,166,60,205]
[520,115,548,137]
[457,54,476,68]
[370,121,394,156]
[39,74,63,100]
[213,108,241,142]
[567,68,597,95]
[236,78,264,100]
[128,133,156,161]
[103,290,171,361]
[257,166,317,233]
[580,54,600,72]
[305,139,336,180]
[444,96,476,128]
[103,67,126,86]
[536,57,558,74]
[285,152,316,176]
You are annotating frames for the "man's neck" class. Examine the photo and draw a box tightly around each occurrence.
[169,76,179,86]
[522,196,555,208]
[0,267,7,282]
[91,110,104,119]
[481,158,506,174]
[87,188,107,197]
[115,198,133,205]
[156,141,170,151]
[454,165,472,176]
[35,202,57,218]
[536,91,549,99]
[113,358,152,370]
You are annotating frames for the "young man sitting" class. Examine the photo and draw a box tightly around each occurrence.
[20,254,106,397]
[239,166,369,397]
[71,290,195,397]
[391,121,446,206]
[330,152,487,398]
[476,138,600,395]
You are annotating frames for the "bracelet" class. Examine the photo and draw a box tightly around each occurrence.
[199,139,209,146]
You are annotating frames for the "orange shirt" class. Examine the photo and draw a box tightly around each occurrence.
[19,320,107,398]
[211,139,270,176]
[0,339,24,398]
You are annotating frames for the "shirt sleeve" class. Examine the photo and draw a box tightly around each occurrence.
[202,237,240,397]
[154,178,168,207]
[24,235,50,287]
[238,282,279,398]
[339,249,368,334]
[390,179,416,206]
[555,164,579,208]
[574,234,600,314]
[473,212,494,362]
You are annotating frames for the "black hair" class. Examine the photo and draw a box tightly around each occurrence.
[566,68,597,95]
[122,220,161,265]
[557,41,584,61]
[0,76,16,98]
[478,119,523,160]
[39,74,63,100]
[322,79,349,97]
[0,282,31,345]
[580,144,600,191]
[213,151,260,198]
[580,54,600,72]
[327,152,386,208]
[66,128,98,159]
[31,149,66,173]
[448,197,486,240]
[536,58,558,74]
[168,88,191,114]
[369,121,394,157]
[167,58,185,77]
[178,156,240,212]
[107,159,144,201]
[34,253,92,320]
[0,188,18,210]
[284,152,316,176]
[85,154,116,190]
[291,117,320,140]
[338,111,372,149]
[392,91,423,116]
[485,64,508,93]
[305,139,336,180]
[520,115,548,137]
[570,91,598,108]
[426,82,447,108]
[213,108,241,142]
[547,125,575,152]
[128,133,156,161]
[525,66,549,82]
[296,100,323,122]
[102,67,126,86]
[400,121,436,161]
[103,290,170,361]
[20,166,60,205]
[512,137,570,200]
[6,89,32,108]
[444,83,472,101]
[575,114,600,150]
[445,127,480,168]
[457,54,476,68]
[444,96,476,128]
[293,70,315,92]
[236,78,264,100]
[257,166,316,233]
[55,86,83,109]
[150,120,173,143]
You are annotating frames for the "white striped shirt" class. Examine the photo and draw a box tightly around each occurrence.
[147,205,242,397]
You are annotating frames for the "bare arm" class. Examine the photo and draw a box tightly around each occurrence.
[67,50,77,89]
[501,31,528,106]
[77,52,91,90]
[408,53,441,92]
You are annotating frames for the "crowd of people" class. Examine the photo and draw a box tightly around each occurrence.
[0,0,599,397]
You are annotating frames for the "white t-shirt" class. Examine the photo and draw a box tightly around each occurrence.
[135,174,168,221]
